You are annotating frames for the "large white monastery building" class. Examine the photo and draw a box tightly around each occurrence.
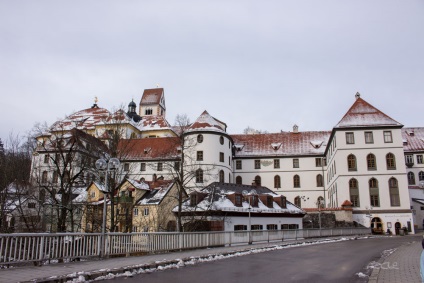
[33,88,424,233]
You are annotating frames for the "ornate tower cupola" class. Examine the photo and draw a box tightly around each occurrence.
[139,88,166,118]
[127,99,141,122]
[128,99,136,114]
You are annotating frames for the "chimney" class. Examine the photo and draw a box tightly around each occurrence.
[293,124,299,133]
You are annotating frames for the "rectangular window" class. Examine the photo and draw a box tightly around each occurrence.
[140,163,146,171]
[236,160,242,170]
[274,159,280,169]
[234,225,247,231]
[44,154,49,163]
[293,159,299,168]
[254,160,261,169]
[197,151,203,161]
[132,226,138,232]
[405,155,414,166]
[134,208,139,216]
[417,155,423,164]
[143,208,149,216]
[346,132,355,144]
[124,163,130,172]
[28,203,36,209]
[219,152,224,162]
[157,163,163,171]
[174,161,180,172]
[365,132,374,144]
[251,225,263,230]
[235,194,242,207]
[266,224,278,230]
[315,158,322,167]
[384,131,393,143]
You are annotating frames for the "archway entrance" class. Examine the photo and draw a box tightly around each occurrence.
[395,222,401,235]
[371,217,383,234]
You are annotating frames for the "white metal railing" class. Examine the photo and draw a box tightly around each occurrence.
[0,228,370,265]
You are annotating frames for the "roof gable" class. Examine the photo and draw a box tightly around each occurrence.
[335,95,402,128]
[140,88,164,106]
[188,110,227,133]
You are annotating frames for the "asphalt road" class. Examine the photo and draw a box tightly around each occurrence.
[104,236,420,283]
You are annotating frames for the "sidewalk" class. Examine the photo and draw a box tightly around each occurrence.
[0,235,420,283]
[369,237,422,283]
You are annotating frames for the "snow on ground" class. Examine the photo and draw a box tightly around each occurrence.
[64,236,374,283]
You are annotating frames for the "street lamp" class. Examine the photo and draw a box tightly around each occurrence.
[95,157,120,257]
[242,189,256,245]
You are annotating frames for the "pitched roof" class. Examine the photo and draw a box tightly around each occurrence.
[140,88,164,105]
[231,131,330,157]
[188,110,227,133]
[180,182,304,214]
[118,137,180,160]
[402,127,424,152]
[139,115,173,131]
[136,180,175,205]
[50,105,111,131]
[335,95,402,128]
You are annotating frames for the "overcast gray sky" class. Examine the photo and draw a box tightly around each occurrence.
[1,0,423,143]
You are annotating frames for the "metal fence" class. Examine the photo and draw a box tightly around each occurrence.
[0,228,370,265]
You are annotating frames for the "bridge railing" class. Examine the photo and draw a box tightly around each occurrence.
[0,227,370,265]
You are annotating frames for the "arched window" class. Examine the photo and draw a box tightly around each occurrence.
[197,134,203,143]
[349,178,359,207]
[316,174,323,187]
[386,153,396,170]
[347,154,357,171]
[145,108,153,115]
[219,170,224,182]
[408,172,415,185]
[294,196,301,208]
[293,175,300,188]
[196,169,203,183]
[274,175,281,188]
[389,178,400,206]
[367,154,377,170]
[236,176,242,185]
[419,171,424,181]
[254,175,261,186]
[369,178,379,207]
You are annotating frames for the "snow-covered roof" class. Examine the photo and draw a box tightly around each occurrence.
[179,182,304,215]
[140,88,164,105]
[231,131,330,157]
[187,111,227,133]
[138,115,173,132]
[118,137,181,160]
[50,105,111,132]
[335,95,402,128]
[136,180,175,205]
[402,127,424,152]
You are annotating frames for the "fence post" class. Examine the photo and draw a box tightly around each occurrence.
[295,229,297,240]
[38,235,45,261]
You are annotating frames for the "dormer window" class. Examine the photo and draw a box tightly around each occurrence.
[235,194,242,207]
[271,143,282,150]
[266,196,273,208]
[234,144,244,151]
[144,147,151,154]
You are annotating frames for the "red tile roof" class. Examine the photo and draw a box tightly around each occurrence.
[335,95,402,128]
[140,88,164,105]
[402,127,424,152]
[118,137,181,160]
[188,110,226,133]
[231,131,331,157]
[140,115,172,131]
[50,105,111,131]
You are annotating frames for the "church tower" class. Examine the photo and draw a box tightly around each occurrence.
[139,88,166,118]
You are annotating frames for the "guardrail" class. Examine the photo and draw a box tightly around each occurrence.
[0,228,370,265]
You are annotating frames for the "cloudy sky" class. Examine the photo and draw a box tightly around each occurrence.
[1,0,423,143]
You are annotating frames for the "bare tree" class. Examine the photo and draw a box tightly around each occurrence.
[31,126,107,232]
[0,133,33,232]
